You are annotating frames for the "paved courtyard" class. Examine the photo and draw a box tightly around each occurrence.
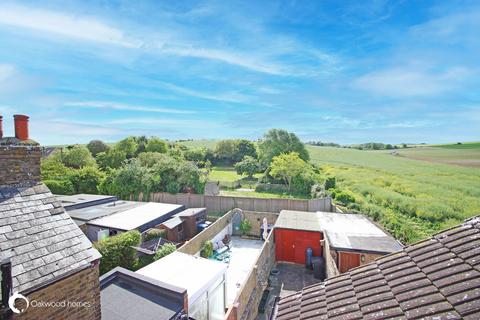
[225,236,264,305]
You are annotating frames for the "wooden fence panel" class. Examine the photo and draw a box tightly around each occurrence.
[145,192,333,214]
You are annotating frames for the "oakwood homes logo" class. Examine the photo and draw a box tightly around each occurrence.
[8,292,92,314]
[8,292,29,314]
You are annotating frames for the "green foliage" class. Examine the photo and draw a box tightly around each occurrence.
[41,158,74,181]
[96,148,127,169]
[325,176,336,189]
[68,166,105,194]
[255,183,288,193]
[154,243,177,260]
[116,137,138,158]
[258,129,309,164]
[334,190,356,205]
[214,139,257,163]
[239,219,252,235]
[184,147,215,168]
[105,159,157,198]
[233,139,257,162]
[144,228,166,241]
[44,179,75,195]
[87,140,109,157]
[145,137,168,153]
[234,156,260,178]
[95,230,141,275]
[55,145,96,168]
[200,241,214,258]
[269,152,310,191]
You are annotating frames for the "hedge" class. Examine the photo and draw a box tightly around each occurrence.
[94,230,141,275]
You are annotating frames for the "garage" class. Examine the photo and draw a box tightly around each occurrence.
[273,211,324,264]
[275,228,322,264]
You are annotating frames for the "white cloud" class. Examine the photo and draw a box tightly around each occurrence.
[108,118,219,128]
[157,82,252,104]
[353,67,471,97]
[0,4,140,48]
[64,101,195,114]
[0,64,15,82]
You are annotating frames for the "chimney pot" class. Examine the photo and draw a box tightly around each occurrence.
[0,115,3,139]
[14,114,29,140]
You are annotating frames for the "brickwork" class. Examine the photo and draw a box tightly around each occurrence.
[13,265,101,320]
[0,144,41,185]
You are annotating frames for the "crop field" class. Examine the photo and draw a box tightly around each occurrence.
[308,145,480,243]
[392,142,480,167]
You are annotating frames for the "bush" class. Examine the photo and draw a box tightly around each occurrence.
[325,177,336,190]
[335,190,356,206]
[94,230,141,275]
[145,137,168,153]
[144,228,166,242]
[235,156,260,178]
[154,243,176,260]
[44,179,74,195]
[56,145,96,168]
[239,219,252,235]
[69,166,105,194]
[200,240,214,258]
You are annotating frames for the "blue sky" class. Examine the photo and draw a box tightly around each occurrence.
[0,0,479,145]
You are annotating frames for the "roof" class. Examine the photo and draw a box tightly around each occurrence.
[174,207,206,218]
[274,215,480,320]
[55,193,117,211]
[0,182,101,294]
[276,211,402,254]
[66,200,142,226]
[87,202,184,231]
[137,251,227,306]
[161,216,183,229]
[100,267,186,320]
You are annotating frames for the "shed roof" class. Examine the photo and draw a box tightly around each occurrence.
[100,267,186,320]
[137,251,227,306]
[274,215,480,320]
[66,200,143,226]
[55,193,117,211]
[0,182,100,294]
[87,202,184,231]
[161,216,183,229]
[174,208,207,218]
[276,211,402,254]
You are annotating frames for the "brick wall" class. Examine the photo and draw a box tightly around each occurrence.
[13,265,101,320]
[0,144,41,185]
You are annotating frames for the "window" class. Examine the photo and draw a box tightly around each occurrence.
[1,259,12,309]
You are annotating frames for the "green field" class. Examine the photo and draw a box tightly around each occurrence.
[308,145,480,243]
[391,143,480,168]
[177,139,219,149]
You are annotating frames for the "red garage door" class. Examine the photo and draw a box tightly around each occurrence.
[275,228,322,264]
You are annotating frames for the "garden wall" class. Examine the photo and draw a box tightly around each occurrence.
[138,192,333,214]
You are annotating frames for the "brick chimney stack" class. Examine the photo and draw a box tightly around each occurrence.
[0,115,41,186]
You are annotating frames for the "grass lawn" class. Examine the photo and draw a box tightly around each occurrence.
[219,189,309,199]
[308,145,480,243]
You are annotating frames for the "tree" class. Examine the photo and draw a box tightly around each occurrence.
[69,166,105,194]
[214,139,236,162]
[96,148,127,169]
[269,152,310,191]
[116,137,138,158]
[87,140,109,157]
[145,137,168,153]
[258,129,309,165]
[233,139,257,162]
[41,157,74,181]
[55,145,96,168]
[107,159,157,198]
[234,156,260,178]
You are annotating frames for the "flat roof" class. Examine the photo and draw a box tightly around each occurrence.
[55,193,117,210]
[100,267,186,320]
[67,200,143,225]
[87,202,184,230]
[276,210,403,254]
[174,208,206,217]
[161,216,183,229]
[137,252,227,306]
